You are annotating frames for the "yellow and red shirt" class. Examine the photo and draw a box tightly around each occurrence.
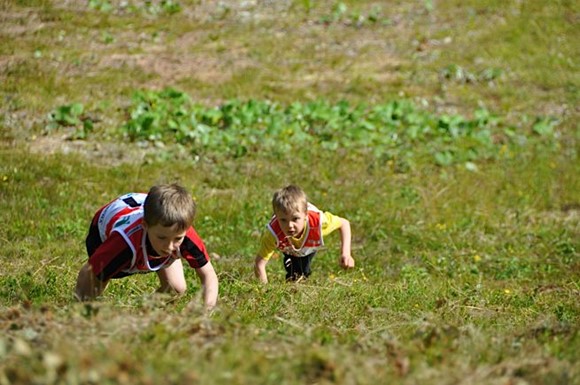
[257,203,343,261]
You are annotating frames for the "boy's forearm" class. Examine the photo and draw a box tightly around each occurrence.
[338,218,355,269]
[202,276,218,310]
[339,218,352,257]
[198,262,219,310]
[254,256,268,283]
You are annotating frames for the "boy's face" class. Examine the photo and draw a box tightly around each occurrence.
[275,209,307,238]
[143,222,187,256]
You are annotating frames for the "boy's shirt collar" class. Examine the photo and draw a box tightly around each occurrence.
[287,218,308,244]
[145,234,160,257]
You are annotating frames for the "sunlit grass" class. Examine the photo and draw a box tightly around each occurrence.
[1,143,578,382]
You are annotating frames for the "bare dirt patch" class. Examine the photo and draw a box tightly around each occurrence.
[0,8,46,37]
[27,134,156,165]
[98,51,245,86]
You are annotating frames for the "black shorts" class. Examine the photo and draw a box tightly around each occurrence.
[283,252,316,281]
[85,216,132,280]
[85,215,101,257]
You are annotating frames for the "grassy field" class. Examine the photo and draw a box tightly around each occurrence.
[0,1,578,384]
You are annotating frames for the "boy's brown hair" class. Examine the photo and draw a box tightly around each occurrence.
[144,183,196,231]
[272,185,308,215]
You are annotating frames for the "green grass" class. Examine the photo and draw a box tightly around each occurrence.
[1,0,578,384]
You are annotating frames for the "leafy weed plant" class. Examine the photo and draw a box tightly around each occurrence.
[50,88,561,169]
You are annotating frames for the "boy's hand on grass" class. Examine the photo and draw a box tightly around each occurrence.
[340,255,355,269]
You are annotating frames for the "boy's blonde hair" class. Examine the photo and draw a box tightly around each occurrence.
[144,183,196,231]
[272,185,308,214]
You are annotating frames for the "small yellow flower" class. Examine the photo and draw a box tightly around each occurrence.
[414,303,419,308]
[473,255,481,262]
[329,273,335,281]
[1,175,7,182]
[504,289,511,294]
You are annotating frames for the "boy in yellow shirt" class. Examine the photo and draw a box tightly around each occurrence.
[254,185,355,283]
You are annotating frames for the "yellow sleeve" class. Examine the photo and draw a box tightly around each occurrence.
[321,211,343,236]
[256,229,278,261]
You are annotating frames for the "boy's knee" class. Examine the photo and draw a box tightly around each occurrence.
[173,283,187,295]
[75,263,105,301]
[159,282,187,295]
[78,262,93,276]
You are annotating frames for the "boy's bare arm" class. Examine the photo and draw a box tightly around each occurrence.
[195,261,219,310]
[338,218,355,269]
[254,256,269,283]
[75,262,108,301]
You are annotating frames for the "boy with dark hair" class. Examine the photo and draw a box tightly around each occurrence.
[75,183,218,310]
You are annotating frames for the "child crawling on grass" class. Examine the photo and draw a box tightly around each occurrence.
[254,184,355,283]
[75,183,218,310]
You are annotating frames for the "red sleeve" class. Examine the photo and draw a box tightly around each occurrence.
[180,227,210,269]
[88,231,133,281]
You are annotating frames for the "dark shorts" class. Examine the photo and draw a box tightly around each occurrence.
[85,218,101,257]
[283,252,316,281]
[85,218,132,280]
